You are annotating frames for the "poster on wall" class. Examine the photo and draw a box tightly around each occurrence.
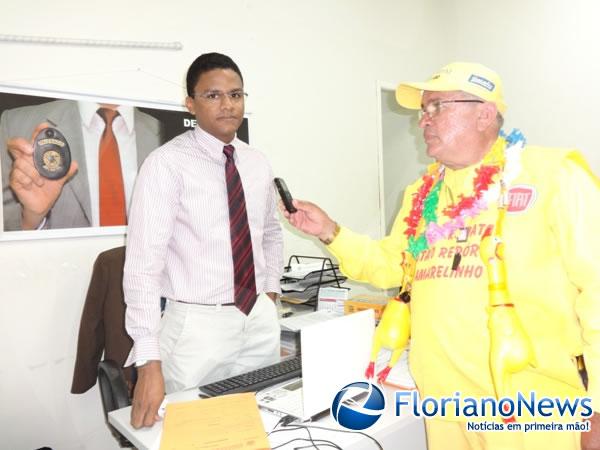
[0,87,249,241]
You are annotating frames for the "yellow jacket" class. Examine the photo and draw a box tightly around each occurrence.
[328,146,600,418]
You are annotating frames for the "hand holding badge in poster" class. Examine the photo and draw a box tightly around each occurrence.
[0,90,248,234]
[32,124,71,180]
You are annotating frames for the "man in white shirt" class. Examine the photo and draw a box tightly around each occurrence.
[0,100,163,230]
[123,52,284,429]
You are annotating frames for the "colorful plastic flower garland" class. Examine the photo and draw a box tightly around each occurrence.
[404,129,526,259]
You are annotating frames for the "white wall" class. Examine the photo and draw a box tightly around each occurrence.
[435,0,600,172]
[0,1,443,448]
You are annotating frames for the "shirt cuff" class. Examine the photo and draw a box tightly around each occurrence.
[262,277,282,295]
[36,217,47,230]
[124,336,161,367]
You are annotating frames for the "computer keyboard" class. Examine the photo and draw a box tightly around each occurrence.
[198,355,302,397]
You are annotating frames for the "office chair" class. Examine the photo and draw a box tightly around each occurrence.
[98,360,133,448]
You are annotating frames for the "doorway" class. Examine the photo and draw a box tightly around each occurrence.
[376,84,429,236]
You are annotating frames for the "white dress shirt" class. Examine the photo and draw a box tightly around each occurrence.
[78,102,138,226]
[123,126,284,364]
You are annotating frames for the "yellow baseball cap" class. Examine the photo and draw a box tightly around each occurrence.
[395,62,507,114]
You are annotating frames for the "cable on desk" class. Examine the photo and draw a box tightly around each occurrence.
[280,415,298,427]
[269,424,312,439]
[294,440,344,450]
[269,423,383,450]
[269,425,315,449]
[292,424,384,450]
[271,437,342,450]
[271,415,295,431]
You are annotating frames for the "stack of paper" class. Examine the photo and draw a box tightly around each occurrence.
[160,393,269,449]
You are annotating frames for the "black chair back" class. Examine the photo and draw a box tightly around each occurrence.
[98,360,133,448]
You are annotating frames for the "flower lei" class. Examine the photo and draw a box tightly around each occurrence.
[404,129,526,259]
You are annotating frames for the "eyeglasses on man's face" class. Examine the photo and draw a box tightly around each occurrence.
[192,89,248,103]
[419,99,484,120]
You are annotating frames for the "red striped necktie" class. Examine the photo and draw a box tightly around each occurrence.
[223,145,257,315]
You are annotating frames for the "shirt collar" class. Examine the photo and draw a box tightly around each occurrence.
[77,101,135,131]
[193,126,243,161]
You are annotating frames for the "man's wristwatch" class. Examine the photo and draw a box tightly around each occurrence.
[319,222,341,245]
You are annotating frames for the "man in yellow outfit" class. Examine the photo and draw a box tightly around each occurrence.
[282,62,600,450]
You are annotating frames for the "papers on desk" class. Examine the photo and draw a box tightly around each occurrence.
[281,274,342,292]
[283,262,326,279]
[280,276,342,304]
[317,286,349,315]
[159,393,269,449]
[280,262,347,305]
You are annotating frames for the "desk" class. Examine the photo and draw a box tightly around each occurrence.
[109,386,426,449]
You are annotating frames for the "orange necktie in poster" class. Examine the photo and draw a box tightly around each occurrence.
[98,108,126,226]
